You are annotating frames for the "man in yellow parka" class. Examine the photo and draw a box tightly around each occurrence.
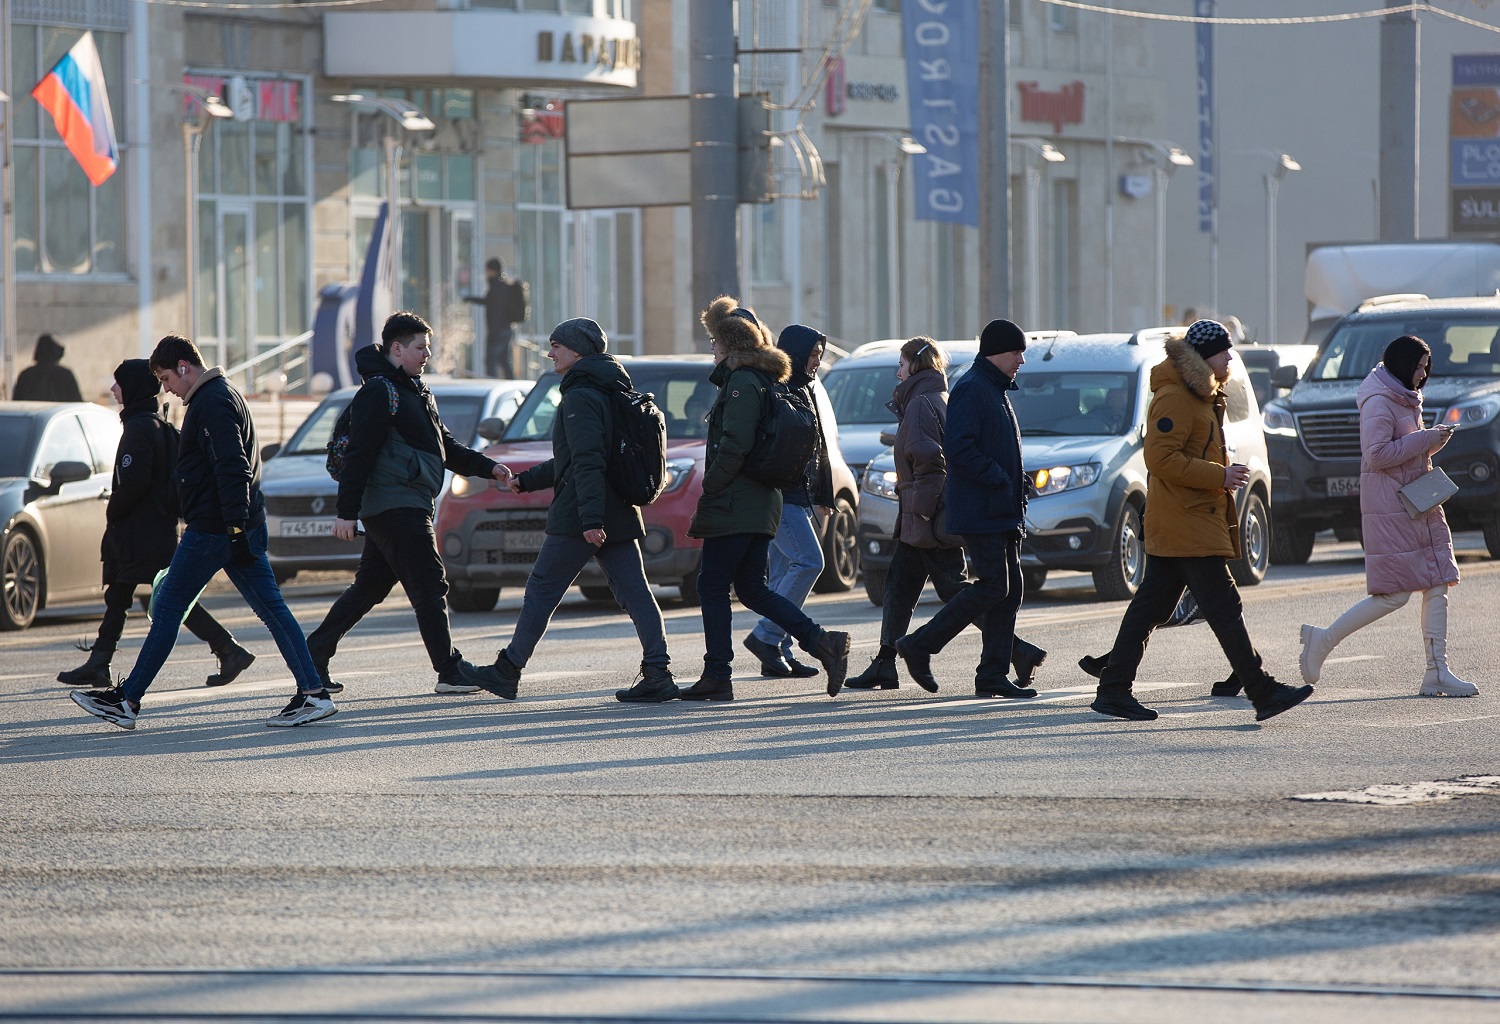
[1089,320,1314,723]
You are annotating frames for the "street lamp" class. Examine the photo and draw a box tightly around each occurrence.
[1118,138,1193,326]
[1011,138,1065,329]
[1265,151,1301,342]
[331,94,434,212]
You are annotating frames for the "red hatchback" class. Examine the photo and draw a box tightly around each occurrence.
[435,355,861,610]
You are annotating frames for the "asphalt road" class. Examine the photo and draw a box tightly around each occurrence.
[2,535,1499,1023]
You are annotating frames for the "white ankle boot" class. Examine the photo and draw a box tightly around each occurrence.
[1299,624,1336,684]
[1421,636,1478,697]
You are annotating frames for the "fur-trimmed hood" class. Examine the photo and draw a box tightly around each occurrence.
[1155,336,1222,401]
[700,295,791,383]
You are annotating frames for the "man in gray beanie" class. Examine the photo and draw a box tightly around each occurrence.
[468,317,681,704]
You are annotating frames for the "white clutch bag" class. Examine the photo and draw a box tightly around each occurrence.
[1397,467,1458,519]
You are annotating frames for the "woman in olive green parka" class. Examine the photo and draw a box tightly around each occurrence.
[678,297,851,701]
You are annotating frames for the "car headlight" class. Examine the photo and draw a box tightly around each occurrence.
[662,457,696,494]
[1439,395,1500,429]
[1031,463,1101,496]
[863,467,899,500]
[1262,401,1297,437]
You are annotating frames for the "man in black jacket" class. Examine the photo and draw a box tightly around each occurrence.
[13,333,83,402]
[58,359,254,688]
[306,311,509,695]
[69,336,336,730]
[467,317,679,704]
[464,258,529,378]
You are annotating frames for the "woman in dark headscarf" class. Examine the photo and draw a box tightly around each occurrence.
[57,360,255,688]
[1297,335,1476,696]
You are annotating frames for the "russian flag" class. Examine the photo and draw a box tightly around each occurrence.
[31,32,118,187]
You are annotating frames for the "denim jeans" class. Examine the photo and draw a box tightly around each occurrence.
[1098,554,1268,693]
[94,579,233,656]
[750,503,825,655]
[121,523,320,703]
[906,531,1023,683]
[307,507,459,675]
[699,533,820,678]
[880,541,967,647]
[505,534,669,670]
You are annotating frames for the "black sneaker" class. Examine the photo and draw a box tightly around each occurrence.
[676,675,733,701]
[616,666,680,703]
[70,686,138,730]
[1252,680,1314,722]
[1210,672,1244,697]
[975,677,1037,699]
[316,667,344,695]
[1090,690,1159,721]
[466,652,520,701]
[206,643,256,687]
[781,652,821,679]
[1078,653,1108,679]
[813,630,852,696]
[895,637,939,693]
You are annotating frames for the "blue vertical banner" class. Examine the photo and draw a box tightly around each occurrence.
[1195,0,1215,232]
[902,0,980,226]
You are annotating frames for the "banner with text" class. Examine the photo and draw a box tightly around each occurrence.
[1195,0,1214,233]
[902,0,979,227]
[1452,54,1500,235]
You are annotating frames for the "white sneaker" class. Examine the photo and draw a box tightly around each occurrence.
[266,690,337,727]
[70,687,138,730]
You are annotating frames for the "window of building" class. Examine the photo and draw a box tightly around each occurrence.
[750,202,784,285]
[1051,179,1077,329]
[873,0,901,11]
[1009,0,1023,27]
[1049,5,1076,31]
[11,26,127,276]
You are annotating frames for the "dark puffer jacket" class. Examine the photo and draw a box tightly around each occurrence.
[515,353,645,541]
[775,324,835,510]
[176,369,265,534]
[335,345,497,520]
[942,355,1028,536]
[102,398,180,583]
[888,368,957,549]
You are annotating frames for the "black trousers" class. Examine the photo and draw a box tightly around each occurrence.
[906,531,1023,684]
[880,542,967,647]
[94,579,233,655]
[306,507,459,674]
[1099,554,1267,693]
[485,327,514,379]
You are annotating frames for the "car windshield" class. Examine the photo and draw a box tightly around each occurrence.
[1311,316,1500,380]
[0,416,34,477]
[1011,372,1138,437]
[502,368,719,442]
[280,392,487,455]
[822,359,976,425]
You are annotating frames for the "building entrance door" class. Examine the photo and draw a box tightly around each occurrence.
[212,202,256,374]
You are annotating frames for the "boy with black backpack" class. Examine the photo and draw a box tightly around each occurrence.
[58,359,254,689]
[465,317,680,704]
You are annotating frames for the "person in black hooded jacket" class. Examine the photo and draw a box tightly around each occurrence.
[56,360,254,688]
[13,333,83,402]
[465,317,679,705]
[740,323,837,679]
[306,311,509,696]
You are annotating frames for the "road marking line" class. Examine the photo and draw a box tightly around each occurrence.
[1364,713,1500,728]
[1291,775,1500,805]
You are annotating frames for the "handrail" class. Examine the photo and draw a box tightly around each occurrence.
[223,330,313,379]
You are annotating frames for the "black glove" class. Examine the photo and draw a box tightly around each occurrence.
[227,526,256,567]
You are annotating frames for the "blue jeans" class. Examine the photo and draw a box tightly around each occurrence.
[121,524,322,703]
[698,533,820,678]
[750,503,825,655]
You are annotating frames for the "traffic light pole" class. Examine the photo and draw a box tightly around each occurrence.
[689,2,740,322]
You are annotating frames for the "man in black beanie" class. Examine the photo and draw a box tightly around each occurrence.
[893,318,1040,698]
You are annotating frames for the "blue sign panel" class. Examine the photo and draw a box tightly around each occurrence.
[1452,138,1500,186]
[1195,0,1214,233]
[1454,54,1500,87]
[902,0,979,227]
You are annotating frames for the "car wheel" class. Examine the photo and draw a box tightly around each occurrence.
[813,497,859,593]
[449,585,500,612]
[863,568,887,607]
[580,584,617,604]
[1229,491,1270,586]
[1269,520,1315,565]
[678,572,701,607]
[1092,500,1145,601]
[0,528,41,630]
[272,565,297,585]
[1022,567,1048,594]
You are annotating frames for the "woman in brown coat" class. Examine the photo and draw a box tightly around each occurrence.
[847,338,1047,692]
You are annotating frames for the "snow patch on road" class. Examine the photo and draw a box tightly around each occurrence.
[1290,775,1500,805]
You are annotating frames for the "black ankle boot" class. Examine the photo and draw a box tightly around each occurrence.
[895,637,939,692]
[846,656,899,690]
[811,629,851,696]
[1078,653,1108,679]
[58,644,113,686]
[1209,672,1243,697]
[206,642,255,687]
[677,674,733,701]
[616,665,681,703]
[743,634,794,677]
[1090,688,1159,721]
[1012,639,1048,688]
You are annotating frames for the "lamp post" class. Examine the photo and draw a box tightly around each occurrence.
[157,84,232,341]
[1265,151,1301,342]
[1010,138,1065,329]
[1116,138,1192,326]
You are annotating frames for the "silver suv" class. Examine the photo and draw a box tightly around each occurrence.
[857,330,1271,603]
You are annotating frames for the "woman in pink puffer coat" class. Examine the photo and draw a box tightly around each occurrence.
[1298,335,1476,696]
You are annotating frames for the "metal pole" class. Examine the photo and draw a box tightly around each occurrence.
[1154,166,1167,325]
[883,159,900,335]
[0,0,14,397]
[689,2,739,318]
[1379,2,1419,240]
[1026,163,1041,329]
[1103,16,1114,331]
[979,0,1011,322]
[1266,173,1279,342]
[183,122,198,338]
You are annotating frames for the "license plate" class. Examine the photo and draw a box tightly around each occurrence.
[280,518,335,537]
[501,530,547,552]
[1327,476,1360,497]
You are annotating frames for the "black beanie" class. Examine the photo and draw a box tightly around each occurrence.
[1185,319,1233,360]
[978,319,1026,356]
[1382,334,1431,391]
[114,359,160,405]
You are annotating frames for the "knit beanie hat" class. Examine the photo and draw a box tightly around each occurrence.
[978,319,1027,356]
[1185,319,1233,360]
[114,358,160,405]
[1382,334,1431,391]
[550,317,607,356]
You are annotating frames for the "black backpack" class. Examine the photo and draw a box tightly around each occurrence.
[325,377,400,482]
[740,371,820,491]
[595,386,669,506]
[153,418,182,519]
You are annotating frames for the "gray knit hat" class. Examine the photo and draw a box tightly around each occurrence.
[550,317,607,356]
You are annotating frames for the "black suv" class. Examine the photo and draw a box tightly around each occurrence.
[1263,295,1500,563]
